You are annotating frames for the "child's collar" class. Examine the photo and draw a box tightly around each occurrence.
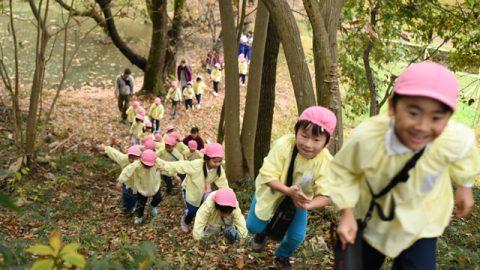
[385,118,430,156]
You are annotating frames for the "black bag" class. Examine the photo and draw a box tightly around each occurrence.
[334,148,425,270]
[265,146,299,241]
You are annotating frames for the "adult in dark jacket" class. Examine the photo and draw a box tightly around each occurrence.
[177,59,192,90]
[182,127,205,150]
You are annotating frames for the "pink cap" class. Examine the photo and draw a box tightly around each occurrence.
[140,149,157,166]
[145,120,152,128]
[154,133,162,141]
[166,124,174,131]
[202,142,223,158]
[170,131,181,141]
[298,106,337,136]
[154,97,161,105]
[393,62,458,110]
[170,81,178,88]
[132,101,140,109]
[142,136,153,144]
[165,135,177,146]
[135,113,144,121]
[144,139,156,151]
[214,63,221,68]
[188,140,198,150]
[138,108,146,116]
[187,81,193,86]
[214,188,237,207]
[239,53,245,60]
[127,145,142,157]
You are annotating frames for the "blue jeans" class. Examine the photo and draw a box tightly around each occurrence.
[246,196,307,258]
[182,189,200,225]
[363,237,437,270]
[121,184,137,212]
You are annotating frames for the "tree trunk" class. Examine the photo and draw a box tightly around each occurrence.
[261,0,316,114]
[163,0,186,83]
[254,18,280,178]
[240,1,269,179]
[217,100,225,143]
[96,0,147,70]
[25,0,51,163]
[218,0,244,182]
[142,0,168,94]
[364,4,379,116]
[303,0,344,154]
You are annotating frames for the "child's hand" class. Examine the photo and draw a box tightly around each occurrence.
[116,182,122,192]
[454,186,474,217]
[175,175,181,183]
[337,208,357,246]
[288,185,310,205]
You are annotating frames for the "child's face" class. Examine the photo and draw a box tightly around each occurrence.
[217,210,231,218]
[128,155,140,163]
[189,149,195,153]
[388,96,452,151]
[191,132,198,138]
[165,144,174,152]
[207,157,223,169]
[295,126,328,159]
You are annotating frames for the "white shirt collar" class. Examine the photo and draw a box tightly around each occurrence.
[385,118,426,156]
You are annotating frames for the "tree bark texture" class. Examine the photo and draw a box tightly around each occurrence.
[163,0,186,82]
[261,0,316,114]
[254,17,280,178]
[218,0,245,182]
[364,4,379,116]
[142,0,168,94]
[240,1,269,179]
[303,0,344,154]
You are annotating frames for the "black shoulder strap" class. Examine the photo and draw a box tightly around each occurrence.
[363,148,425,225]
[286,146,299,187]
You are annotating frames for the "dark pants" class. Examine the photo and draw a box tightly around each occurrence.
[213,81,219,93]
[121,184,137,213]
[196,94,202,105]
[162,176,174,195]
[171,101,179,117]
[151,118,160,133]
[185,99,193,110]
[135,189,163,218]
[239,74,246,84]
[118,94,130,121]
[363,238,437,270]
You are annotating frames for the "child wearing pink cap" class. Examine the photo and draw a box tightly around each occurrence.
[156,135,184,195]
[182,81,195,112]
[193,76,207,109]
[193,188,247,243]
[149,97,164,133]
[129,114,145,145]
[246,105,336,269]
[323,62,479,269]
[157,142,229,233]
[170,131,189,155]
[118,149,163,225]
[166,81,182,119]
[126,101,142,124]
[162,124,175,142]
[105,145,141,213]
[153,133,165,152]
[183,140,203,161]
[210,63,222,96]
[238,56,248,87]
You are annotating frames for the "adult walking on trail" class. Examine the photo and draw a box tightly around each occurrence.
[115,68,135,124]
[177,59,192,90]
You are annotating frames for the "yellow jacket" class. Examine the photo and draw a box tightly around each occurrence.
[321,115,480,257]
[126,106,140,123]
[211,69,222,82]
[193,191,248,240]
[167,87,182,102]
[118,160,161,196]
[155,141,165,152]
[175,142,189,156]
[239,62,248,75]
[183,149,204,161]
[148,104,164,120]
[183,86,195,100]
[193,81,207,95]
[130,121,144,138]
[105,146,130,169]
[255,134,332,221]
[162,159,229,207]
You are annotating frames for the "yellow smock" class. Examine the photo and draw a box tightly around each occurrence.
[183,149,204,161]
[167,87,182,102]
[193,191,248,240]
[193,81,207,95]
[118,160,162,196]
[321,115,480,257]
[130,121,144,138]
[148,104,164,120]
[183,86,195,100]
[211,69,222,82]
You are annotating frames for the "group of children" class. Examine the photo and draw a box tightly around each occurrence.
[105,61,478,270]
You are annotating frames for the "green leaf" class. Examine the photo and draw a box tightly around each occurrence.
[60,243,80,256]
[0,192,18,211]
[49,230,62,255]
[30,258,54,270]
[62,253,85,268]
[26,244,55,256]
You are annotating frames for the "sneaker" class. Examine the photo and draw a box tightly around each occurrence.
[186,109,189,112]
[197,104,201,109]
[213,92,218,97]
[274,257,292,270]
[150,206,158,217]
[251,232,267,252]
[180,215,189,233]
[134,216,143,225]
